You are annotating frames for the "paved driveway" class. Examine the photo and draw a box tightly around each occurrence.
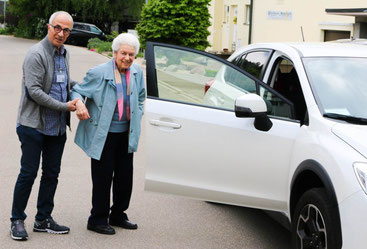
[0,35,291,249]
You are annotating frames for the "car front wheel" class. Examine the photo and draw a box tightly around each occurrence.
[292,188,342,249]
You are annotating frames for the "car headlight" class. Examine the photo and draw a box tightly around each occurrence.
[353,162,367,195]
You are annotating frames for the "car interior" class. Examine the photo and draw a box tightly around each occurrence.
[271,58,307,122]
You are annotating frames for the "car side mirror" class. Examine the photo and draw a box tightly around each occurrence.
[235,93,273,132]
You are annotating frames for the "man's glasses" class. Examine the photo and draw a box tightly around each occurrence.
[49,24,71,35]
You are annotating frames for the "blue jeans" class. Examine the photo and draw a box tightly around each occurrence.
[11,125,66,221]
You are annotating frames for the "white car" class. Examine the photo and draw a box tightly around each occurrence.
[144,42,367,249]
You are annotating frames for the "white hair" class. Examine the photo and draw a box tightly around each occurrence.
[49,11,73,28]
[112,33,140,55]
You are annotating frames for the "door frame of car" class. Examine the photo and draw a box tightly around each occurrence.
[145,42,296,120]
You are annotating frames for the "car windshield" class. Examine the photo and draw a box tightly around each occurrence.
[303,57,367,120]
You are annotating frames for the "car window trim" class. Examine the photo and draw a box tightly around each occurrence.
[145,42,295,118]
[147,95,299,123]
[239,49,274,80]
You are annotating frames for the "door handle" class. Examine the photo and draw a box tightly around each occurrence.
[149,119,181,129]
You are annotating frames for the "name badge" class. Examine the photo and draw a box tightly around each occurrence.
[56,70,65,83]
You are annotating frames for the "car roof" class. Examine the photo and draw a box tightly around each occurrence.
[329,38,367,45]
[232,42,367,58]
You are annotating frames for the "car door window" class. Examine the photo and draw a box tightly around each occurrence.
[147,43,294,118]
[90,26,101,34]
[269,58,307,121]
[76,24,89,31]
[238,51,271,79]
[223,66,257,94]
[230,53,242,66]
[149,45,256,111]
[259,84,293,119]
[73,24,82,30]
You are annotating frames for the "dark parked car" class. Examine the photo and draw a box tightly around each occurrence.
[66,22,105,46]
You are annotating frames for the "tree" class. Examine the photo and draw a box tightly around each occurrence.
[8,0,145,38]
[136,0,211,51]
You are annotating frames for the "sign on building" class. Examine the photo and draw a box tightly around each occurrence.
[267,11,293,21]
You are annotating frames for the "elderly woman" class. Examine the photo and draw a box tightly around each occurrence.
[71,33,146,235]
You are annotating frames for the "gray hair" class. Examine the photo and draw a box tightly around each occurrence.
[49,11,73,28]
[112,33,140,55]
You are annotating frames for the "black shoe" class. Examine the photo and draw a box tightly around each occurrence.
[87,224,115,235]
[109,219,138,230]
[33,218,70,234]
[10,220,28,241]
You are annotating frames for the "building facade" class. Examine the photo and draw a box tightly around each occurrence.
[208,0,367,53]
[208,0,251,54]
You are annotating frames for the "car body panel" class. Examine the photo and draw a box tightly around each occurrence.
[339,190,367,249]
[145,97,301,211]
[332,123,367,158]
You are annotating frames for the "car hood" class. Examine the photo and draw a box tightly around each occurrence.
[332,123,367,158]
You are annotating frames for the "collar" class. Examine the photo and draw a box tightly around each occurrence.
[104,59,137,81]
[56,45,66,55]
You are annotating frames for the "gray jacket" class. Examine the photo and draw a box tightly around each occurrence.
[17,37,78,130]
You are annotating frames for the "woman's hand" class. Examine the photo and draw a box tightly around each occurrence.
[75,99,90,120]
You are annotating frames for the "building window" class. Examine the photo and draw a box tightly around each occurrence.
[223,5,230,23]
[324,30,350,41]
[244,5,250,25]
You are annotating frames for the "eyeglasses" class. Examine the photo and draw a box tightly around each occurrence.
[49,24,71,35]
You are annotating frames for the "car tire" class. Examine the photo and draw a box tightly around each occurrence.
[292,188,341,249]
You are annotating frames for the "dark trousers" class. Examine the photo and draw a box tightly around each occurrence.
[11,125,66,221]
[88,132,134,225]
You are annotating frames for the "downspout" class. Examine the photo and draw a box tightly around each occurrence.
[248,0,254,44]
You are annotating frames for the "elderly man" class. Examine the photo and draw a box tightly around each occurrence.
[10,11,78,241]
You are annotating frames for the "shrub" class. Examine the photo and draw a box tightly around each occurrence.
[87,37,112,53]
[96,41,112,53]
[137,51,144,58]
[14,22,34,38]
[87,38,104,50]
[34,18,47,39]
[105,31,119,42]
[0,26,13,35]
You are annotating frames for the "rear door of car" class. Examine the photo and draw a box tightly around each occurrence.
[144,42,302,211]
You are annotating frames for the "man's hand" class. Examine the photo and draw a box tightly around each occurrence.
[67,99,78,111]
[75,99,90,120]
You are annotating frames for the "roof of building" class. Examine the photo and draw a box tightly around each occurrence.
[326,8,367,17]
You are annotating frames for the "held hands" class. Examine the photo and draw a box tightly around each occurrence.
[67,99,78,111]
[75,99,90,120]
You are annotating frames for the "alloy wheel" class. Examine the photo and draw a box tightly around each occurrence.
[296,204,327,249]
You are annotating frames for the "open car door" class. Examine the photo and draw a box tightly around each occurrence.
[144,42,300,211]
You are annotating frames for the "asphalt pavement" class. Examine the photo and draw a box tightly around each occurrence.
[0,35,291,249]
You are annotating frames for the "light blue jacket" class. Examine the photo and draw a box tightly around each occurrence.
[71,59,146,160]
